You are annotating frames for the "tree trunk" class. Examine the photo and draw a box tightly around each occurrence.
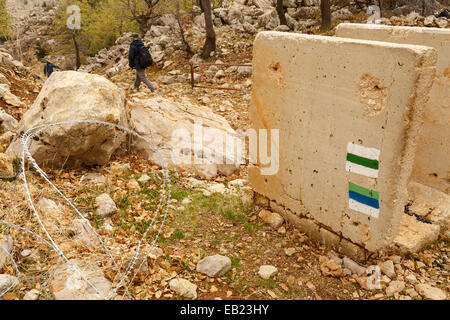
[320,0,331,31]
[201,0,216,59]
[72,33,81,70]
[176,1,194,56]
[276,0,288,26]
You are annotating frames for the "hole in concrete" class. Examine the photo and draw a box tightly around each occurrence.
[358,74,388,118]
[270,62,281,72]
[429,173,438,178]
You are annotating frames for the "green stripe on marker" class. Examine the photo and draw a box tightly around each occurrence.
[349,182,379,200]
[347,153,379,170]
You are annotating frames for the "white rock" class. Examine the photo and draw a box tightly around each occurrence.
[405,274,418,284]
[147,247,164,260]
[0,110,18,131]
[258,210,284,229]
[416,284,447,300]
[386,280,405,297]
[379,260,396,278]
[23,289,40,300]
[37,198,62,217]
[237,66,252,78]
[196,254,232,277]
[6,71,127,168]
[128,97,241,178]
[259,265,278,279]
[169,278,197,299]
[0,84,22,107]
[0,153,14,177]
[71,219,100,248]
[228,179,248,188]
[138,174,151,183]
[0,274,18,294]
[0,235,13,269]
[79,173,106,185]
[182,198,192,205]
[95,194,117,217]
[206,183,228,195]
[51,259,113,300]
[342,257,366,275]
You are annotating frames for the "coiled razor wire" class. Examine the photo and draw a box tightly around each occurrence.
[1,120,174,299]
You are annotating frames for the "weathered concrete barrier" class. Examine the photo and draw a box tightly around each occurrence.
[249,32,437,259]
[336,23,450,195]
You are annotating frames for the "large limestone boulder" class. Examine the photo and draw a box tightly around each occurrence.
[7,71,127,168]
[128,97,242,179]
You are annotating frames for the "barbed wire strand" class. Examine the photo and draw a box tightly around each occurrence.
[2,119,174,300]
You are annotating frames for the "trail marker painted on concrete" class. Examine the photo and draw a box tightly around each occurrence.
[336,23,450,194]
[249,32,437,252]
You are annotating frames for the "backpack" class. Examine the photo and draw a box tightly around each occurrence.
[138,46,153,69]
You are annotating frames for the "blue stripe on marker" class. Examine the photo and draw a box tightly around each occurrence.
[349,190,380,209]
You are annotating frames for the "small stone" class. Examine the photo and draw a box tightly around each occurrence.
[416,261,426,269]
[258,265,278,280]
[138,175,151,183]
[386,280,405,297]
[284,248,296,256]
[126,179,140,191]
[258,209,284,229]
[95,194,117,217]
[228,179,248,188]
[343,268,352,276]
[415,284,447,300]
[23,289,40,300]
[0,153,14,177]
[37,198,62,217]
[343,257,366,275]
[181,198,192,205]
[71,219,99,248]
[51,259,112,300]
[79,173,106,185]
[277,226,286,234]
[379,260,396,278]
[169,278,197,299]
[403,260,415,270]
[0,274,18,294]
[148,247,164,260]
[389,255,402,264]
[0,235,13,269]
[196,254,232,277]
[406,274,418,284]
[405,288,419,298]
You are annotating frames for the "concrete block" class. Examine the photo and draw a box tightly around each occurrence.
[339,238,366,263]
[319,227,341,250]
[250,32,437,251]
[336,24,450,194]
[408,181,450,231]
[394,214,440,254]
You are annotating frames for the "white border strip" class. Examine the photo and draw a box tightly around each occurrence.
[349,199,380,219]
[347,142,380,160]
[346,162,379,178]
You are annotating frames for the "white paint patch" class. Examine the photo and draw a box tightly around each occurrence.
[346,162,379,178]
[349,199,380,219]
[347,142,380,160]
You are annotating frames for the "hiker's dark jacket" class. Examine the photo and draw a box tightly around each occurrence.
[129,40,145,70]
[44,63,59,77]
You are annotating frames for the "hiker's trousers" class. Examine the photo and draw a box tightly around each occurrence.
[134,69,154,91]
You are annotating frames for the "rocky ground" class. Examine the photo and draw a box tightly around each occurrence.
[0,0,449,301]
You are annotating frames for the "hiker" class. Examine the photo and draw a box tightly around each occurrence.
[43,60,60,78]
[128,34,155,92]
